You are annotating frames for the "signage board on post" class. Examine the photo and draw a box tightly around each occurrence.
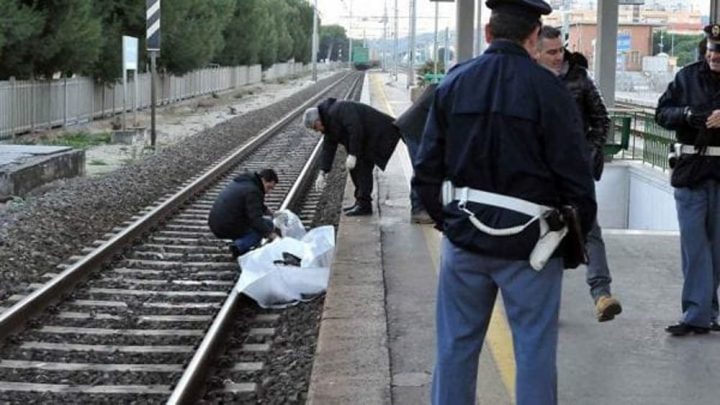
[123,36,138,71]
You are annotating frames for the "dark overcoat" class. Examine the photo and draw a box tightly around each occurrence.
[208,172,273,239]
[316,98,401,172]
[393,83,437,142]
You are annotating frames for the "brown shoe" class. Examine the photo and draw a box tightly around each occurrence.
[595,295,622,322]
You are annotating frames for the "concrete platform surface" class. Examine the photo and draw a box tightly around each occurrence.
[308,71,720,405]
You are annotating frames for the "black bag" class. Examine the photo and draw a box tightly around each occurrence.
[560,205,588,269]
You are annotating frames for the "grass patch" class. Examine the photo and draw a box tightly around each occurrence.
[88,159,108,165]
[31,131,111,149]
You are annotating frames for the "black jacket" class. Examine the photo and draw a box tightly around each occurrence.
[393,84,437,142]
[656,60,720,188]
[208,172,272,239]
[560,53,610,151]
[317,98,401,172]
[413,40,596,260]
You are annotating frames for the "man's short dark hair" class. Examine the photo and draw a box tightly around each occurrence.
[539,25,562,41]
[258,169,279,183]
[488,11,541,44]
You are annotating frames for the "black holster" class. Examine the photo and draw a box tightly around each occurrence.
[560,205,588,269]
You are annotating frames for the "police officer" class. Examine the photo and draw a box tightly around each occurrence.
[536,26,622,322]
[304,98,401,216]
[413,0,596,403]
[656,23,720,336]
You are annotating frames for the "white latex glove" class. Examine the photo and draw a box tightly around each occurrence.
[314,171,327,191]
[345,155,357,170]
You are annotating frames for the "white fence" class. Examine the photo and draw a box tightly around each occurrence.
[0,61,340,139]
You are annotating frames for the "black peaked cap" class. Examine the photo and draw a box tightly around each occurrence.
[486,0,552,19]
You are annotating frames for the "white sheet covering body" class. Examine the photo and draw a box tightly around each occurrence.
[235,210,335,308]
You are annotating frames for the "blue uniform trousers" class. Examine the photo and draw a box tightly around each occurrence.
[432,238,564,405]
[674,180,720,327]
[232,218,274,256]
[586,219,612,301]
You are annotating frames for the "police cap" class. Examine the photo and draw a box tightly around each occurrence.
[703,24,720,52]
[486,0,552,20]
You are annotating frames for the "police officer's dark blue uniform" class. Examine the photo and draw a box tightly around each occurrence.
[656,23,720,336]
[412,1,596,403]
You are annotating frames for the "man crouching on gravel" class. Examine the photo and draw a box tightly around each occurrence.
[208,168,280,258]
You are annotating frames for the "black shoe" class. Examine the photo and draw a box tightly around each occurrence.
[711,322,720,332]
[229,245,241,259]
[345,205,372,216]
[665,322,710,336]
[342,203,358,212]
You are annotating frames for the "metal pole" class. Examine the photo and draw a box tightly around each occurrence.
[134,71,139,126]
[150,51,157,148]
[122,68,127,130]
[433,1,439,79]
[348,0,353,68]
[311,0,318,81]
[394,0,399,80]
[408,0,416,88]
[456,0,475,63]
[475,0,482,56]
[383,0,388,72]
[444,27,450,72]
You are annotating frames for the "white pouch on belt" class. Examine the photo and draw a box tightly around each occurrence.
[442,181,567,271]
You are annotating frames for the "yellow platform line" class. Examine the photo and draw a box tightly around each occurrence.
[368,72,517,402]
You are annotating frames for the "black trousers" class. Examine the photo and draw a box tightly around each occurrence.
[350,158,373,208]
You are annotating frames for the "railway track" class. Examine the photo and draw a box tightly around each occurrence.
[0,72,363,404]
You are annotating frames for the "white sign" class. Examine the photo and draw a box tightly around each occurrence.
[123,36,138,71]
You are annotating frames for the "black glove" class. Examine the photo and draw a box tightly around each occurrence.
[686,108,711,129]
[591,147,604,181]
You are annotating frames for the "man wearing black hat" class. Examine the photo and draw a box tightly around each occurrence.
[413,0,596,403]
[656,23,720,337]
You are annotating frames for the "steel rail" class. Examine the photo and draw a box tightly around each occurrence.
[0,74,351,342]
[165,74,363,405]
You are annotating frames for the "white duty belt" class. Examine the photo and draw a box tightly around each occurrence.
[441,181,567,271]
[674,143,720,157]
[441,181,554,236]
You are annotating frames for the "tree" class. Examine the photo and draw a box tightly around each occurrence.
[285,0,313,64]
[217,0,263,66]
[161,0,234,75]
[319,25,348,62]
[652,31,704,68]
[89,0,145,84]
[28,0,103,78]
[0,0,43,79]
[257,1,278,68]
[270,0,294,62]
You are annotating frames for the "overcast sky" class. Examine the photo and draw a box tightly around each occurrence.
[316,0,711,39]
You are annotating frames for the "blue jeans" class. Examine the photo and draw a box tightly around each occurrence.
[403,135,425,214]
[674,181,720,327]
[232,219,273,256]
[432,238,563,405]
[586,219,612,301]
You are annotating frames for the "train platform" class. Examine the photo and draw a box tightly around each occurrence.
[306,71,720,405]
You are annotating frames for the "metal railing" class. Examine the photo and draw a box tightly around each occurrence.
[608,108,675,172]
